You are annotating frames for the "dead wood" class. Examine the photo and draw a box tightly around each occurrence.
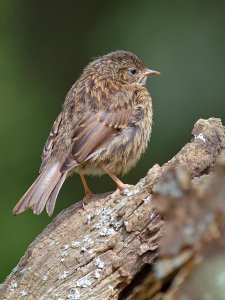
[0,118,225,300]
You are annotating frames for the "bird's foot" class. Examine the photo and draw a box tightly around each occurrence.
[110,184,135,197]
[117,183,134,192]
[83,193,94,207]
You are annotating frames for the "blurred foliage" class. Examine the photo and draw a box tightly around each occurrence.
[0,0,225,283]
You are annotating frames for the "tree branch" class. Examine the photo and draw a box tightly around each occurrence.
[1,118,225,300]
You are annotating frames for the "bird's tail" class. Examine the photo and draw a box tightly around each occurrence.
[13,162,66,216]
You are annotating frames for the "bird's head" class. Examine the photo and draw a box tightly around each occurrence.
[84,50,160,86]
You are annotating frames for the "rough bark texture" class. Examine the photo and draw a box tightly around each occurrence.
[1,118,225,300]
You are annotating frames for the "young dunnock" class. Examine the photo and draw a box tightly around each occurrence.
[13,50,160,216]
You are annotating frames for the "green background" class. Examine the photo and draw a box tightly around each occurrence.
[1,0,225,282]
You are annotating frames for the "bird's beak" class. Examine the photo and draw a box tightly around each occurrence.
[143,69,161,77]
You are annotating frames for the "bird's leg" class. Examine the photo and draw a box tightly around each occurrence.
[80,174,93,196]
[100,164,132,191]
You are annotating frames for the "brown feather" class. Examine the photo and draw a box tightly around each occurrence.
[40,112,62,172]
[13,50,157,215]
[46,173,67,216]
[13,162,64,216]
[60,107,131,172]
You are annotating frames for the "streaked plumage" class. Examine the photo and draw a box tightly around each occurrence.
[13,50,160,216]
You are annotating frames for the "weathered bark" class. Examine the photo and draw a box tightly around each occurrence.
[0,118,225,300]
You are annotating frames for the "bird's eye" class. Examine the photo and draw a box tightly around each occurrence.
[129,68,137,75]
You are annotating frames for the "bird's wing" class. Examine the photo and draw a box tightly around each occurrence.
[40,112,62,172]
[60,107,131,173]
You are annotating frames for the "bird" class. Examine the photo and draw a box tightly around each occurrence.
[13,50,160,216]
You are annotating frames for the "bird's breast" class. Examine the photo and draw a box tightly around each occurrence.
[88,95,153,175]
